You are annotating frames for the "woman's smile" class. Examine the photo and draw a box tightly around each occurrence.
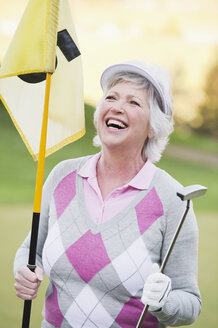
[106,118,128,131]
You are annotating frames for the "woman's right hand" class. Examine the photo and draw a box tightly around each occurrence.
[14,266,44,300]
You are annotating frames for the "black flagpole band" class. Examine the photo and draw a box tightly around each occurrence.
[28,212,40,265]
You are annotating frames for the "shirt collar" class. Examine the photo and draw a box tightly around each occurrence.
[78,152,101,179]
[78,152,157,190]
[128,159,157,190]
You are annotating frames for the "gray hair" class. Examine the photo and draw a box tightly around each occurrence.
[93,64,174,163]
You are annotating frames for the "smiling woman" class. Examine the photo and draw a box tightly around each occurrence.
[93,60,173,163]
[14,59,201,328]
[95,82,151,168]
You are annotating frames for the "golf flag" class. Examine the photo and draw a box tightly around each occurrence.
[0,0,85,161]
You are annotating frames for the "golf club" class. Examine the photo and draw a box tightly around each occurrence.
[136,184,207,328]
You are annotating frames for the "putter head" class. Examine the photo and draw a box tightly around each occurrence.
[177,184,207,201]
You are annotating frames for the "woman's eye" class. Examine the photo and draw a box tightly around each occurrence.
[105,95,116,100]
[130,100,140,106]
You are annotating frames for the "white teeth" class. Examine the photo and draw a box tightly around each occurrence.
[107,119,127,129]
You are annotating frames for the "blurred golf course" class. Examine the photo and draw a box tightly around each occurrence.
[0,101,217,327]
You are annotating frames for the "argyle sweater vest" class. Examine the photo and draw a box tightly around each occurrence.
[14,156,201,328]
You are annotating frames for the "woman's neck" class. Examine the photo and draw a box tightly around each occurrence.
[97,148,145,200]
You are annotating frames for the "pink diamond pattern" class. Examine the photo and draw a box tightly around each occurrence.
[54,170,77,218]
[45,284,64,327]
[115,297,158,328]
[135,187,163,235]
[66,230,111,283]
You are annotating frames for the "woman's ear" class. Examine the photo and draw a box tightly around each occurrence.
[148,127,155,139]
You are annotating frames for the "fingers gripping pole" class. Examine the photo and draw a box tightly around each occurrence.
[22,73,51,328]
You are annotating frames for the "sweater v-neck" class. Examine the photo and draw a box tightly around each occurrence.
[76,166,160,234]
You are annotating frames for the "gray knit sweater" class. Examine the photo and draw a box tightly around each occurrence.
[14,156,201,328]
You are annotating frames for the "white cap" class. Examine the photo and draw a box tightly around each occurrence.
[100,60,167,113]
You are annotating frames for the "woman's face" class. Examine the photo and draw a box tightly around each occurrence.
[97,82,152,156]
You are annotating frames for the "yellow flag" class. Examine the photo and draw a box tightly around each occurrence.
[0,0,85,160]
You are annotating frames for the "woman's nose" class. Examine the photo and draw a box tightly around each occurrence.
[110,101,124,113]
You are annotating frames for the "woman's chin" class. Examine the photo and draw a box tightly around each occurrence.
[102,140,126,151]
[100,134,125,147]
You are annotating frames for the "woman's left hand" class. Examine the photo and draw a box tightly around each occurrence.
[141,263,171,311]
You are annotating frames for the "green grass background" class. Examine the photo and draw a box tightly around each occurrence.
[0,101,217,327]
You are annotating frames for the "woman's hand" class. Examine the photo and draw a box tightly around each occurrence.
[141,263,171,311]
[14,266,44,300]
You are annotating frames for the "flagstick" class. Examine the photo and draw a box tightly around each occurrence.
[22,73,52,328]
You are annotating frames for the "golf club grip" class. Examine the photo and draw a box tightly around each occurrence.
[22,300,32,328]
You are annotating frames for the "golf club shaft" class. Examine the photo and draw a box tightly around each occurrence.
[136,305,149,328]
[136,200,190,328]
[160,200,190,273]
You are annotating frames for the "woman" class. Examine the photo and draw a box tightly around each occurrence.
[14,60,201,328]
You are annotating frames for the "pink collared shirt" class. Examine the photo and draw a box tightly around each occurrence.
[78,152,157,224]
